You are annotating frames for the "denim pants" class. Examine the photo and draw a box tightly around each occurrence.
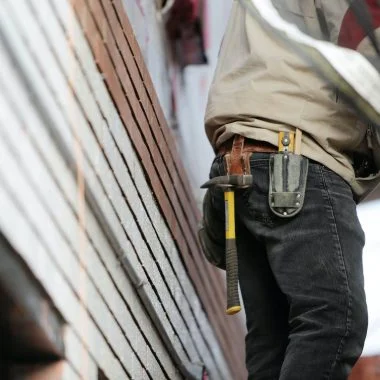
[204,153,368,380]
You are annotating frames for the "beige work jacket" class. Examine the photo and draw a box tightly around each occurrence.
[205,0,380,202]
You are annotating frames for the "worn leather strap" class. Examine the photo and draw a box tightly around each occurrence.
[229,135,245,175]
[220,135,277,175]
[218,137,277,156]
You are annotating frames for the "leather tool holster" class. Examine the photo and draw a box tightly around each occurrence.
[268,130,309,218]
[221,135,277,176]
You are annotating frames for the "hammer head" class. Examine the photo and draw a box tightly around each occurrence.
[201,175,253,189]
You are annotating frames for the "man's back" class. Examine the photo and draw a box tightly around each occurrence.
[200,2,380,379]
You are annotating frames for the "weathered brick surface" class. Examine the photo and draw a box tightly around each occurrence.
[0,0,246,378]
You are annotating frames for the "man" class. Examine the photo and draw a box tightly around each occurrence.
[201,0,380,379]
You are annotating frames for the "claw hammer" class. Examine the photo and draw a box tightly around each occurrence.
[201,175,253,315]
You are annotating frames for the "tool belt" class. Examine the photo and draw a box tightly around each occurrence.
[218,137,277,155]
[218,132,309,218]
[199,131,308,315]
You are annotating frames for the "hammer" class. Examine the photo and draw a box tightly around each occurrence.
[201,175,253,315]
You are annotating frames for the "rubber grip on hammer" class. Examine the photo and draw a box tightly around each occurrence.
[226,238,241,315]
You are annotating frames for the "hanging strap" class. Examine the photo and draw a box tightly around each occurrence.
[229,135,245,175]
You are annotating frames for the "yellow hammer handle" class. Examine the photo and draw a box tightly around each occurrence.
[224,190,241,315]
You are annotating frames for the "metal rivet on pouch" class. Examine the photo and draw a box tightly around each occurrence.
[296,202,300,207]
[283,212,288,216]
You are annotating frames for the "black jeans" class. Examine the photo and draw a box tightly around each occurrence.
[206,153,368,380]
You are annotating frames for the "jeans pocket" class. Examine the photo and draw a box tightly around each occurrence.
[320,166,365,245]
[239,159,276,227]
[321,166,354,200]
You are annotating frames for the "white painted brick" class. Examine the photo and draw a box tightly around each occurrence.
[64,327,98,380]
[49,1,231,375]
[0,78,172,380]
[0,26,181,380]
[0,182,128,380]
[0,0,235,377]
[0,125,144,378]
[11,0,200,362]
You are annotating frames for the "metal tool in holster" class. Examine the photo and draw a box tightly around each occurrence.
[201,135,252,315]
[269,129,308,218]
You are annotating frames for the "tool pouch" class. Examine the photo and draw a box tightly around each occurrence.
[269,153,309,218]
[198,190,226,270]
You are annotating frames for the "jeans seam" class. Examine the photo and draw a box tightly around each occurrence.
[319,167,353,380]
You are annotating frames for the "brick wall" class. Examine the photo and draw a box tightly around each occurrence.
[0,0,246,378]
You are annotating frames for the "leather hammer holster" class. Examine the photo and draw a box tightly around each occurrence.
[221,135,277,175]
